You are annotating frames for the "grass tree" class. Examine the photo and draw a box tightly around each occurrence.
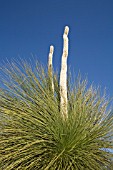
[0,26,113,170]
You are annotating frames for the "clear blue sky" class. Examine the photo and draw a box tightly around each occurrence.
[0,0,113,98]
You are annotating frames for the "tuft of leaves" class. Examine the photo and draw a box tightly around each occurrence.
[0,61,113,170]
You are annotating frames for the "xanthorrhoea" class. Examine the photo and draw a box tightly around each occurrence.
[0,26,113,170]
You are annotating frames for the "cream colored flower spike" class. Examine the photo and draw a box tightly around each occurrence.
[60,26,69,120]
[48,45,54,66]
[48,45,54,92]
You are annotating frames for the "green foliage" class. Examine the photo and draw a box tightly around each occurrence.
[0,61,113,169]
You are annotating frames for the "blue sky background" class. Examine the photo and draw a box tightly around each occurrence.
[0,0,113,99]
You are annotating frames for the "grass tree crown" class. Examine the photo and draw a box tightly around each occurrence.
[0,26,113,170]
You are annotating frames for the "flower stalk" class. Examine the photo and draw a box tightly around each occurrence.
[60,26,69,120]
[48,45,54,92]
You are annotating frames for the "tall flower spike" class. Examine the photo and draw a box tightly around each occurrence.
[60,26,69,120]
[48,45,54,92]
